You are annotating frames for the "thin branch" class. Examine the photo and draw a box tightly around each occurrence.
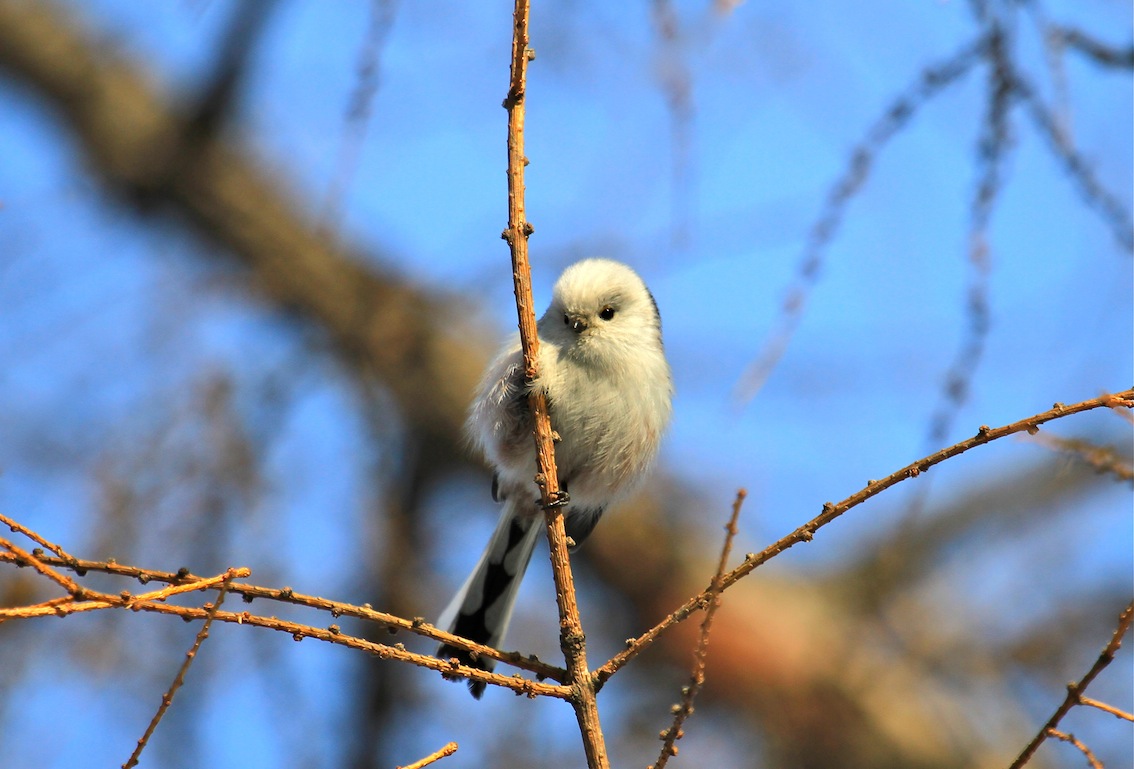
[397,742,459,769]
[733,34,986,405]
[650,490,745,769]
[501,1,609,767]
[925,19,1011,451]
[319,0,397,236]
[0,512,76,561]
[123,577,233,769]
[0,550,565,682]
[0,535,84,597]
[1008,600,1134,769]
[0,0,487,468]
[0,514,567,697]
[650,0,695,250]
[1016,77,1134,253]
[138,601,568,699]
[1079,696,1134,722]
[596,390,1134,683]
[1044,729,1103,769]
[1053,26,1134,69]
[1026,434,1134,483]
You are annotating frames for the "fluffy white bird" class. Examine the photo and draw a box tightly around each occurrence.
[437,258,673,697]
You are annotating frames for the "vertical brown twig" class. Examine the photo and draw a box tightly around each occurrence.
[651,490,745,769]
[1008,600,1134,769]
[500,2,609,767]
[122,574,235,769]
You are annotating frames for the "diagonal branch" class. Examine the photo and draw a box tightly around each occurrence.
[596,390,1134,683]
[650,490,745,769]
[396,742,459,769]
[123,577,234,769]
[1008,599,1134,769]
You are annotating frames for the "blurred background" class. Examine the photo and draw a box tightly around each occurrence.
[0,1,1131,768]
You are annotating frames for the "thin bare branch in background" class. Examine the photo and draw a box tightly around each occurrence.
[395,741,458,769]
[123,577,233,769]
[650,0,695,250]
[733,35,986,405]
[1017,79,1134,253]
[1008,600,1134,769]
[925,19,1010,450]
[1025,434,1134,483]
[650,490,745,769]
[1052,26,1134,69]
[320,0,397,237]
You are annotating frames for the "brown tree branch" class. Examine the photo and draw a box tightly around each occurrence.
[123,577,233,769]
[0,549,566,684]
[596,390,1134,684]
[650,490,745,769]
[1008,600,1134,769]
[396,742,459,769]
[500,1,609,765]
[1079,697,1134,722]
[1043,729,1103,769]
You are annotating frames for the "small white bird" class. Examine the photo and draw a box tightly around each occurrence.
[437,258,673,697]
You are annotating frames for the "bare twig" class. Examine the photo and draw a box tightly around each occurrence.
[650,0,695,249]
[1044,729,1103,769]
[319,0,397,235]
[0,549,565,683]
[0,549,566,694]
[0,535,84,597]
[597,391,1134,683]
[925,19,1011,451]
[1053,26,1134,69]
[1026,434,1134,483]
[123,577,233,769]
[1079,696,1134,723]
[0,512,75,560]
[1008,600,1134,769]
[733,35,986,405]
[650,490,745,769]
[501,1,609,765]
[1017,78,1134,253]
[397,742,458,769]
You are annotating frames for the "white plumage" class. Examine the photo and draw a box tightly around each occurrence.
[438,258,673,697]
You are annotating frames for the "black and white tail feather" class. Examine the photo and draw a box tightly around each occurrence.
[437,259,673,698]
[436,497,541,698]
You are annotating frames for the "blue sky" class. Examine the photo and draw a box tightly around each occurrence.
[1,1,1130,767]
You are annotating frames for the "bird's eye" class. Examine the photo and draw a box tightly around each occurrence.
[563,313,570,326]
[599,306,616,321]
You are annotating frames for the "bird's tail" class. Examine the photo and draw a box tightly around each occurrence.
[437,500,541,698]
